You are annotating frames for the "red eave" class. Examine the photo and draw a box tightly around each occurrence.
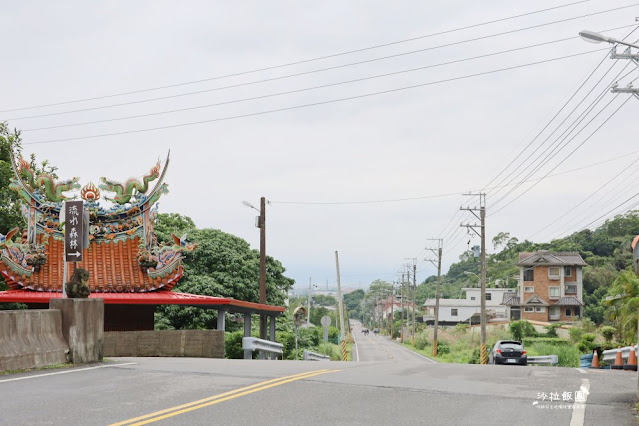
[0,290,285,315]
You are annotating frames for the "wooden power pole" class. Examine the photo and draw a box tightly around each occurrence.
[426,239,442,356]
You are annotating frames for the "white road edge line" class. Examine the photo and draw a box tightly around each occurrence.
[0,362,137,383]
[576,368,588,374]
[569,378,590,426]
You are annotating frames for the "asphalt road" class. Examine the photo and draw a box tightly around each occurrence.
[0,331,637,425]
[351,320,437,363]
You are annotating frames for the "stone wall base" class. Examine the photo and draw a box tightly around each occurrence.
[0,310,69,372]
[50,298,104,363]
[104,330,224,358]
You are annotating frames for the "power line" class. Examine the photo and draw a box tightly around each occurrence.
[22,47,609,146]
[492,95,633,215]
[481,25,639,199]
[21,34,606,132]
[7,15,638,122]
[0,0,595,113]
[528,154,639,240]
[489,65,626,210]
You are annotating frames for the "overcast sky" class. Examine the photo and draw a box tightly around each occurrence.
[2,1,638,291]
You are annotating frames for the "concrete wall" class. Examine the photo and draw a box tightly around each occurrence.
[0,310,69,372]
[103,330,224,358]
[50,299,104,363]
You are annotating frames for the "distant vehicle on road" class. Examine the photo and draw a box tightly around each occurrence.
[373,328,379,334]
[488,340,527,365]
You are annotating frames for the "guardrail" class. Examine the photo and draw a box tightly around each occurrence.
[242,337,283,360]
[527,355,558,366]
[303,350,331,361]
[602,346,637,363]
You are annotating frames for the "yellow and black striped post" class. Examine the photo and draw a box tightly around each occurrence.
[481,343,487,365]
[341,340,347,361]
[432,340,438,357]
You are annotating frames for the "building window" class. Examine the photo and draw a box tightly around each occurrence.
[524,268,534,281]
[565,267,572,277]
[548,267,560,280]
[549,287,560,299]
[535,307,546,313]
[485,293,492,301]
[566,285,577,294]
[566,308,572,317]
[470,297,476,300]
[524,286,534,293]
[451,309,458,316]
[524,307,534,312]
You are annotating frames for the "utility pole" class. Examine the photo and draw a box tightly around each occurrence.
[242,197,268,340]
[461,193,487,364]
[335,251,346,343]
[307,277,312,324]
[412,259,417,346]
[426,239,442,356]
[404,258,417,345]
[400,272,405,343]
[390,281,395,338]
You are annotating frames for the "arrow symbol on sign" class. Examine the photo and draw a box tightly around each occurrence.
[67,251,82,258]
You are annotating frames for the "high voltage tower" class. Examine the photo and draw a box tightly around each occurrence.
[460,193,487,365]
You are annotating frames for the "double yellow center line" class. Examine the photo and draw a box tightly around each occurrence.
[110,368,340,425]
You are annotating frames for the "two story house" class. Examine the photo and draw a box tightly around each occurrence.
[502,250,586,322]
[423,287,512,325]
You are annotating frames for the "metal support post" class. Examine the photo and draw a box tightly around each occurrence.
[270,315,277,360]
[217,310,226,332]
[243,314,252,360]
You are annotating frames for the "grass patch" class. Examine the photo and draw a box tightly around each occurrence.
[0,363,74,376]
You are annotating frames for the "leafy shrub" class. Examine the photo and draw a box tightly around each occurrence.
[569,326,583,343]
[468,347,481,364]
[510,320,537,341]
[544,324,560,338]
[414,331,429,350]
[577,333,596,353]
[225,331,244,359]
[600,326,616,343]
[436,341,450,355]
[454,323,469,335]
[580,318,596,333]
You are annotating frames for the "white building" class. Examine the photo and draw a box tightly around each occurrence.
[423,288,512,324]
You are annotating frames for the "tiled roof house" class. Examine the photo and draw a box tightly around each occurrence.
[502,250,586,322]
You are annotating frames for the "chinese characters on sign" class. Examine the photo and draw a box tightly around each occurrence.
[534,387,588,409]
[64,200,84,262]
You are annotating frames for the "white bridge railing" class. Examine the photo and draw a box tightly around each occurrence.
[601,346,637,363]
[303,350,331,361]
[242,337,283,359]
[527,355,558,366]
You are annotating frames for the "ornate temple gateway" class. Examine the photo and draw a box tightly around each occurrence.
[0,148,283,332]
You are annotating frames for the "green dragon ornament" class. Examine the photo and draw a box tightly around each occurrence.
[99,161,161,205]
[35,175,81,202]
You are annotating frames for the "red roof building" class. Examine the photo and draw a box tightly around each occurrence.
[0,150,283,332]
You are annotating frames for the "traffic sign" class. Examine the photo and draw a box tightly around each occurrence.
[64,200,84,262]
[320,316,331,327]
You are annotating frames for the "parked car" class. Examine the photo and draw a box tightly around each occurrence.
[373,328,380,334]
[489,340,527,366]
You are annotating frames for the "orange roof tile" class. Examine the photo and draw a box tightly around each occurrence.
[1,235,182,293]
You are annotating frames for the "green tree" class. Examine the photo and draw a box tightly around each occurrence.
[154,214,294,330]
[604,269,639,343]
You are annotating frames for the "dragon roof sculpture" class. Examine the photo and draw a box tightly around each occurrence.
[1,147,196,293]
